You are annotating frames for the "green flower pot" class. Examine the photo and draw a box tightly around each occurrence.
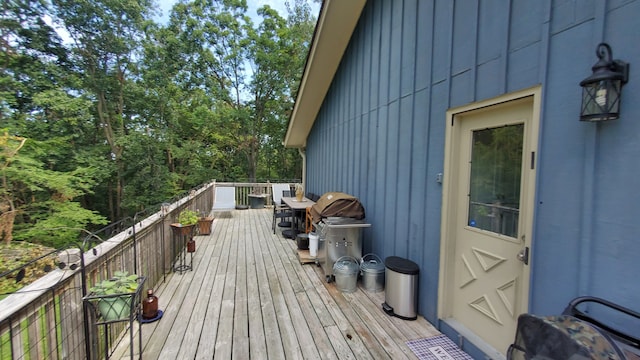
[97,296,132,321]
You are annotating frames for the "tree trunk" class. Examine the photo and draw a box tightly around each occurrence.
[247,136,259,182]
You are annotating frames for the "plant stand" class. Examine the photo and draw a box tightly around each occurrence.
[83,276,146,360]
[170,224,195,273]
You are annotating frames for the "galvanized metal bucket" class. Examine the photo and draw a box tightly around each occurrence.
[360,253,385,292]
[333,256,359,293]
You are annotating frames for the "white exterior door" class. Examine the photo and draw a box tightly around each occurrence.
[440,90,540,356]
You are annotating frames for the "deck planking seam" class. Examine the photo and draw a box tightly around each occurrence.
[111,209,441,359]
[304,265,370,358]
[232,210,250,359]
[134,258,184,357]
[324,279,391,359]
[245,209,269,359]
[267,225,323,359]
[131,222,218,359]
[361,290,436,340]
[343,290,412,359]
[283,239,346,358]
[157,217,222,360]
[251,210,287,359]
[214,210,239,359]
[178,220,226,359]
[194,213,233,359]
[261,214,305,359]
[299,266,338,328]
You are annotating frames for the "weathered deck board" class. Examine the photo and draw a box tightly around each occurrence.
[245,213,268,360]
[112,209,440,359]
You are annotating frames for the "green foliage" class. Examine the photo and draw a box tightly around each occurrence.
[469,125,524,205]
[89,271,139,296]
[1,0,315,247]
[0,242,57,298]
[178,209,199,226]
[14,202,108,249]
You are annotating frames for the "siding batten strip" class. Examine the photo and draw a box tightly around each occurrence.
[577,0,608,299]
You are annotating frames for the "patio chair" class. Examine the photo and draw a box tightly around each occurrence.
[213,186,236,214]
[305,207,314,233]
[272,184,292,234]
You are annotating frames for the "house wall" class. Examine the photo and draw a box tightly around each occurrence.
[305,0,640,333]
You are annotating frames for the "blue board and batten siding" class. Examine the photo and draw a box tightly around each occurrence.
[305,0,640,335]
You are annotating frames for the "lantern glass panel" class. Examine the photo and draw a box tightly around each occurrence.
[580,79,622,121]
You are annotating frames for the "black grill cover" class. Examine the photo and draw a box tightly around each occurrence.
[310,192,365,223]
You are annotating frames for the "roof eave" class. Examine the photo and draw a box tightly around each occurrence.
[284,0,367,148]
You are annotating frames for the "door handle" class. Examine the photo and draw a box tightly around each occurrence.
[517,247,529,265]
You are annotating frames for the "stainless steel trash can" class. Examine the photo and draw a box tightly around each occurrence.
[382,256,419,320]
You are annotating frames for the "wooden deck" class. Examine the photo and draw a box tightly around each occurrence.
[113,209,440,359]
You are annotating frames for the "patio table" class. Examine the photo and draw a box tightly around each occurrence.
[281,197,316,238]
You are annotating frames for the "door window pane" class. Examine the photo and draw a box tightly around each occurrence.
[468,124,523,237]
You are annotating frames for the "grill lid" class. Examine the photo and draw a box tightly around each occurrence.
[310,192,365,223]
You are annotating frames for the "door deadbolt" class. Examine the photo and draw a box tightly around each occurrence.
[517,247,529,265]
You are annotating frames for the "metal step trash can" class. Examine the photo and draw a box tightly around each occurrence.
[382,256,419,320]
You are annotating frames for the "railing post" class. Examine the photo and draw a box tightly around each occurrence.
[161,203,170,283]
[79,242,92,359]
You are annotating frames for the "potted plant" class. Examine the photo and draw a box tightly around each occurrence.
[88,271,141,321]
[178,209,198,226]
[171,209,198,235]
[197,209,214,235]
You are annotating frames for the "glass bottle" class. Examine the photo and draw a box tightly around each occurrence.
[187,238,196,253]
[142,289,159,319]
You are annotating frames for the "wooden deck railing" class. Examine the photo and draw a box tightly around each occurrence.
[222,181,296,207]
[0,181,293,360]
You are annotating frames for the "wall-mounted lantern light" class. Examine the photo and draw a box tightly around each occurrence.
[579,43,629,122]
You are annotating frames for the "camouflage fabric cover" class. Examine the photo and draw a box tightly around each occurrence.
[508,314,623,360]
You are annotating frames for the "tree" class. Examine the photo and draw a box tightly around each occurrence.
[52,0,154,220]
[0,0,69,123]
[246,0,314,181]
[0,1,108,247]
[0,0,318,249]
[166,0,252,181]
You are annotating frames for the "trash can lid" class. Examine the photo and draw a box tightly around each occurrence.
[360,254,385,272]
[333,256,359,274]
[385,256,419,275]
[361,260,385,273]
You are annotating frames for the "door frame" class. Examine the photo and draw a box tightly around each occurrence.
[438,86,541,355]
